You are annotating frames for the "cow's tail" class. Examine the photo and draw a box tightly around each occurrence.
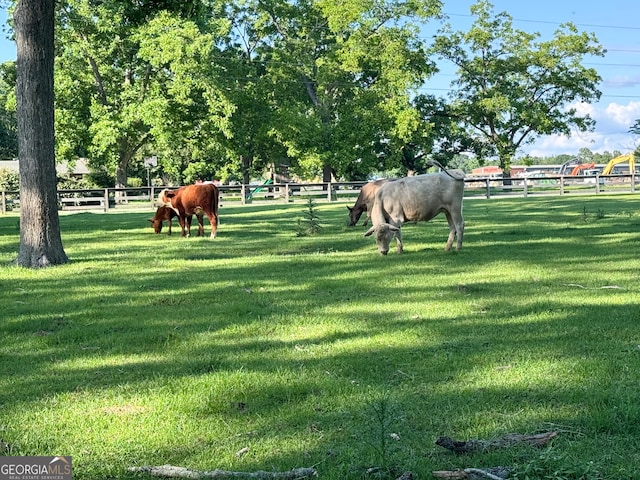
[211,185,220,226]
[427,159,464,181]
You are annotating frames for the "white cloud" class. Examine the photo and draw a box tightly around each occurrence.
[572,101,597,118]
[523,100,640,157]
[604,101,640,128]
[525,133,595,157]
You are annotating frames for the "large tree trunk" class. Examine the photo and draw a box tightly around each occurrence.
[322,163,333,183]
[241,155,251,185]
[499,151,513,186]
[14,0,68,267]
[116,154,129,190]
[115,143,131,203]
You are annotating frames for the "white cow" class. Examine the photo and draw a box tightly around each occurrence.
[364,167,465,255]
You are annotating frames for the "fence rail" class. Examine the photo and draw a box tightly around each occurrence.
[1,172,638,214]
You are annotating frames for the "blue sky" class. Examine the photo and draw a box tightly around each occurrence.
[0,6,13,63]
[0,1,639,158]
[430,1,640,157]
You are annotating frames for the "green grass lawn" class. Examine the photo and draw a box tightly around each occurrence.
[1,195,639,479]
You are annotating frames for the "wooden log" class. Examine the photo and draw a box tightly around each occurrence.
[394,472,413,480]
[128,465,317,479]
[435,431,557,454]
[432,467,510,480]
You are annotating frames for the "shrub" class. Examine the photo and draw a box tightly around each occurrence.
[0,167,18,191]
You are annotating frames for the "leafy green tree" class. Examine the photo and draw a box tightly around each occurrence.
[0,62,18,160]
[412,94,493,171]
[0,167,19,190]
[577,147,594,162]
[54,0,233,188]
[247,0,441,182]
[133,9,234,184]
[52,0,442,184]
[56,0,142,187]
[199,2,290,184]
[432,0,604,175]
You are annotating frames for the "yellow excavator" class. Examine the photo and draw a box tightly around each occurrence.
[602,153,636,175]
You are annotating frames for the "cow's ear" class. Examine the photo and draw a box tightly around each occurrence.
[147,219,153,223]
[364,226,375,237]
[346,206,352,212]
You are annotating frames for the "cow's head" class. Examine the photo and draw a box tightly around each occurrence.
[149,218,163,234]
[346,206,362,227]
[364,223,400,255]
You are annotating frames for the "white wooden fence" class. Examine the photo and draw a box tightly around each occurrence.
[1,173,638,214]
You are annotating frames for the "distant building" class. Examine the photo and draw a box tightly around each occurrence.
[0,158,91,177]
[471,166,503,177]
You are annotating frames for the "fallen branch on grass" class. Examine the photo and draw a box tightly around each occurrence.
[562,284,622,290]
[432,467,510,480]
[435,431,557,455]
[128,465,317,479]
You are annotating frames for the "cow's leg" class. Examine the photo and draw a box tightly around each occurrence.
[443,210,464,251]
[455,217,465,251]
[206,212,218,239]
[167,218,172,236]
[443,211,455,251]
[186,215,195,237]
[196,214,205,237]
[394,228,403,254]
[178,214,189,237]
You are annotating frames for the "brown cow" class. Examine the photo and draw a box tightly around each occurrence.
[154,183,219,238]
[149,205,203,236]
[347,179,392,227]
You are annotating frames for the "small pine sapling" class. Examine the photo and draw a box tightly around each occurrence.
[296,197,322,236]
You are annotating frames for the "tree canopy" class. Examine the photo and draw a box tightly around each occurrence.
[0,62,18,160]
[431,0,604,174]
[2,0,616,187]
[54,0,235,188]
[47,0,444,186]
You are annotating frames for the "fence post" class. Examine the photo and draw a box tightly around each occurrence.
[523,180,528,198]
[285,183,290,203]
[103,189,109,212]
[595,175,601,194]
[485,179,491,199]
[560,176,565,195]
[1,191,5,214]
[241,184,246,205]
[150,186,155,207]
[632,173,636,193]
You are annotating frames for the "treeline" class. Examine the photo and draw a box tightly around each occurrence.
[0,0,629,188]
[513,149,628,167]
